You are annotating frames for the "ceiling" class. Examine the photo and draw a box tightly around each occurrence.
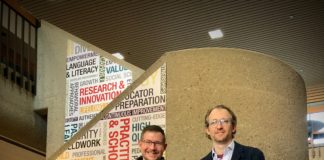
[18,0,324,87]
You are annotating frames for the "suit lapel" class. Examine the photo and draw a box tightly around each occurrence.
[231,142,244,160]
[206,151,213,160]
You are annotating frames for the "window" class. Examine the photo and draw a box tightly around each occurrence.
[1,0,39,95]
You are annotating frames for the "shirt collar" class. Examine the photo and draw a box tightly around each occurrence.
[228,140,235,150]
[211,140,235,158]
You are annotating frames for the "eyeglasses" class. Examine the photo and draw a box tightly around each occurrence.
[208,118,231,126]
[141,140,165,147]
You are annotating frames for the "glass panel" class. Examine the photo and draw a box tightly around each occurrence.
[17,15,22,39]
[9,9,15,33]
[30,26,35,48]
[24,20,29,43]
[2,3,8,29]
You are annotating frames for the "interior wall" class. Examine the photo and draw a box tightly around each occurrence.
[0,139,45,160]
[0,77,47,152]
[36,20,144,157]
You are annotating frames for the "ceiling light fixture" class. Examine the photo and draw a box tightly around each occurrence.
[208,29,223,39]
[112,52,124,60]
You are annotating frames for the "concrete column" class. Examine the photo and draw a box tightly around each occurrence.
[165,48,307,160]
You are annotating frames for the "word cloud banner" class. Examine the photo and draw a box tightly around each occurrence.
[58,63,167,160]
[65,42,133,141]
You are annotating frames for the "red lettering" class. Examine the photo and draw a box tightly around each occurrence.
[110,82,117,90]
[120,118,130,125]
[80,88,85,96]
[109,138,118,146]
[108,152,118,160]
[108,130,118,160]
[118,118,130,159]
[120,139,129,147]
[119,151,129,160]
[120,131,129,139]
[91,86,97,94]
[109,131,118,138]
[79,82,120,97]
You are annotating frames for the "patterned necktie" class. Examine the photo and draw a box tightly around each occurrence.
[217,154,223,160]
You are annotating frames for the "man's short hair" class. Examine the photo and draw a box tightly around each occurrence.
[140,125,166,143]
[204,104,237,139]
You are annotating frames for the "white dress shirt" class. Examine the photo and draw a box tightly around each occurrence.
[212,140,235,160]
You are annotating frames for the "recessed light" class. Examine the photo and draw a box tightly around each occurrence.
[112,52,124,59]
[208,29,223,39]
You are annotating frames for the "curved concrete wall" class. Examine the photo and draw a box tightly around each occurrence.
[165,48,307,160]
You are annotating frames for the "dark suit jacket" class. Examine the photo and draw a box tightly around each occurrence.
[201,141,265,160]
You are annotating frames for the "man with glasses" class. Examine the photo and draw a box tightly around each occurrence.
[137,125,167,160]
[202,105,265,160]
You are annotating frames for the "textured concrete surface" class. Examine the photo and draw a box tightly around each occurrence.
[165,48,307,160]
[0,77,46,152]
